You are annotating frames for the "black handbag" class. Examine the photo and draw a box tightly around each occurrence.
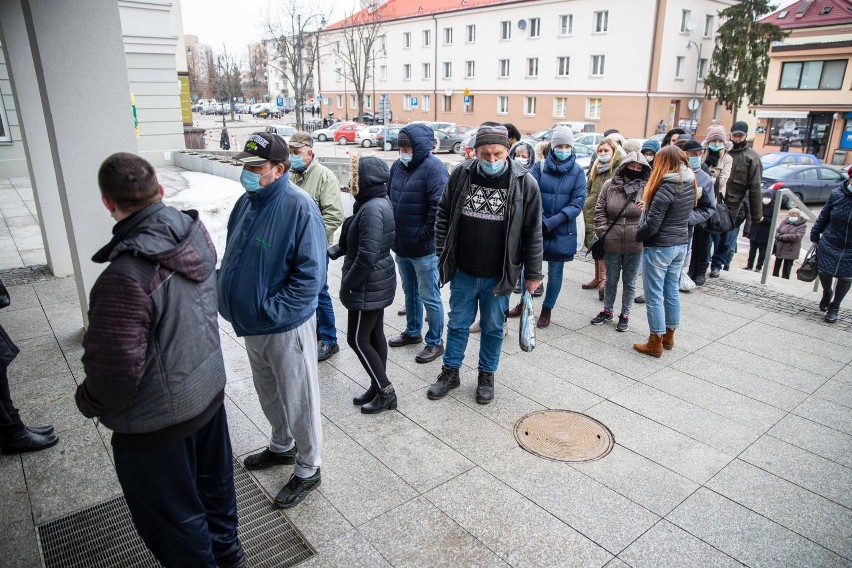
[796,243,818,282]
[0,278,9,309]
[586,198,633,260]
[703,194,735,234]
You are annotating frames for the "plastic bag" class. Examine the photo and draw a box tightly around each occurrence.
[519,290,536,352]
[575,215,585,254]
[679,271,696,292]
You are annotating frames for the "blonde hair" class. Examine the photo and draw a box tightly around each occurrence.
[589,138,620,182]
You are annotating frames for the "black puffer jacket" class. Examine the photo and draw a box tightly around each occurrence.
[636,166,697,247]
[334,156,397,311]
[811,184,852,278]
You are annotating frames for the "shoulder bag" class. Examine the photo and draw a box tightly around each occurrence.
[586,198,633,261]
[796,243,818,282]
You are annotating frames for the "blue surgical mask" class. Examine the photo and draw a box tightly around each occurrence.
[688,156,702,170]
[597,154,612,164]
[479,159,507,177]
[399,153,413,166]
[553,149,571,162]
[708,144,725,152]
[787,216,798,223]
[290,155,306,172]
[240,168,273,193]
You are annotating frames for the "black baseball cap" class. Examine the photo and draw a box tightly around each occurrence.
[236,132,289,165]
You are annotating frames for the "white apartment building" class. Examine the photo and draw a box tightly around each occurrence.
[320,0,737,137]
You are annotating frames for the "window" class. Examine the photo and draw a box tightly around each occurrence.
[464,95,475,112]
[379,35,387,52]
[586,97,602,120]
[336,95,343,108]
[499,59,510,77]
[501,20,512,40]
[465,60,475,78]
[768,117,807,146]
[335,67,342,82]
[379,65,387,81]
[559,14,573,35]
[681,9,692,33]
[422,63,431,80]
[698,58,708,80]
[704,15,714,37]
[529,17,540,38]
[365,94,372,109]
[675,56,685,79]
[527,58,539,77]
[403,64,411,80]
[557,56,570,77]
[442,61,452,79]
[334,41,340,53]
[793,168,819,182]
[422,29,431,47]
[497,96,508,114]
[593,10,608,33]
[349,95,356,109]
[403,94,411,110]
[442,95,452,112]
[780,60,847,90]
[713,102,722,121]
[466,24,476,43]
[403,32,411,48]
[553,97,567,118]
[591,55,605,76]
[422,94,431,111]
[821,168,844,182]
[443,27,453,45]
[524,96,536,115]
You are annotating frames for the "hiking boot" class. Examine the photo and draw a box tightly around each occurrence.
[388,332,423,347]
[273,469,321,509]
[415,344,444,364]
[317,342,339,362]
[662,328,676,350]
[583,260,602,289]
[475,371,495,404]
[591,309,613,325]
[507,302,523,318]
[633,334,664,358]
[616,314,629,332]
[537,307,551,328]
[243,446,297,470]
[427,366,460,400]
[361,385,397,414]
[693,272,706,286]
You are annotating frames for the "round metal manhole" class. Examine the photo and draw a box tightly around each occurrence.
[514,410,614,462]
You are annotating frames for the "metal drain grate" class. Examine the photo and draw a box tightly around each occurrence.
[0,264,55,286]
[515,410,614,462]
[37,458,315,568]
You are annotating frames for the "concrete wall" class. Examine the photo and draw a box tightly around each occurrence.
[0,54,28,177]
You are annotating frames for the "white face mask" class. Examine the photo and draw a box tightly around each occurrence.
[762,197,771,205]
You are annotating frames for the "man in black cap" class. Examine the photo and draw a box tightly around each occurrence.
[217,132,327,509]
[710,121,763,278]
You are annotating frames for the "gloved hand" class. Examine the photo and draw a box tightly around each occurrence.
[541,222,552,238]
[327,244,342,260]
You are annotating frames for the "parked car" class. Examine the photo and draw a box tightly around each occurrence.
[377,125,404,151]
[574,133,605,147]
[573,144,595,171]
[191,103,204,112]
[432,130,464,154]
[265,124,297,143]
[201,105,222,115]
[353,112,385,125]
[443,124,473,137]
[427,121,455,132]
[458,128,479,159]
[334,122,366,144]
[530,129,553,142]
[355,125,384,147]
[762,164,847,204]
[312,122,345,142]
[553,121,596,134]
[760,152,822,169]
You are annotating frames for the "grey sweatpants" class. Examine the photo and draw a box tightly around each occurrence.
[244,317,322,478]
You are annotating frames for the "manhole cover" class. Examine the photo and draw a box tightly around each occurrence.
[515,410,614,462]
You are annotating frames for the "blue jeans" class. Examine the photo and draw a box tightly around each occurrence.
[396,254,444,346]
[542,261,566,310]
[643,245,688,334]
[710,227,739,270]
[443,270,510,373]
[316,257,337,344]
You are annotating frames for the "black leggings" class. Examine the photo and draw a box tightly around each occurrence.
[773,258,794,279]
[347,310,391,390]
[747,240,769,269]
[0,366,24,436]
[819,273,852,310]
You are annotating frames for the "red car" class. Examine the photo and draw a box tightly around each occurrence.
[333,122,366,145]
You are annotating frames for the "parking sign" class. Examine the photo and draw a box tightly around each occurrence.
[410,97,419,108]
[276,96,284,107]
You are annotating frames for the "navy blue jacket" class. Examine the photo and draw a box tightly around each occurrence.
[217,174,327,337]
[388,123,449,257]
[812,184,852,278]
[531,149,587,262]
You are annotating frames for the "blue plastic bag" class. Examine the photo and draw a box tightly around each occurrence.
[519,290,536,353]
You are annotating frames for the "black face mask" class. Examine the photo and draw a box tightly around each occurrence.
[624,169,643,181]
[732,140,747,150]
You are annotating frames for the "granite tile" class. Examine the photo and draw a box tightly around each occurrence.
[0,306,51,341]
[450,367,548,431]
[814,379,852,409]
[694,343,828,392]
[620,520,744,568]
[0,454,25,494]
[769,414,852,468]
[494,353,603,412]
[757,311,852,349]
[793,396,852,436]
[222,398,267,458]
[14,372,88,435]
[549,332,667,381]
[0,491,42,568]
[720,321,852,365]
[284,490,354,547]
[526,343,637,398]
[299,528,391,568]
[31,277,80,307]
[6,334,69,385]
[0,284,39,311]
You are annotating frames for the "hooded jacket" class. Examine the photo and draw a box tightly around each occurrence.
[217,173,327,337]
[290,158,345,246]
[76,203,226,446]
[702,140,733,195]
[583,151,625,247]
[594,152,650,255]
[636,166,697,247]
[388,123,449,258]
[510,139,537,175]
[531,144,587,261]
[332,155,397,311]
[811,183,852,278]
[726,143,763,224]
[436,158,542,295]
[774,217,807,260]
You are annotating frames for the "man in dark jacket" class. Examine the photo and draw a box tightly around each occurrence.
[681,139,716,286]
[387,124,449,363]
[218,133,326,510]
[430,123,543,405]
[710,121,763,277]
[76,153,245,568]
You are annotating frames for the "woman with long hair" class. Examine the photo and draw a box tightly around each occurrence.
[633,145,698,357]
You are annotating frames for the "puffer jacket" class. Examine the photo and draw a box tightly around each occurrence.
[775,218,807,260]
[690,168,716,227]
[76,204,226,442]
[702,141,732,194]
[636,166,697,247]
[531,145,587,261]
[583,152,625,247]
[594,152,650,255]
[388,123,448,257]
[436,158,542,295]
[725,144,763,224]
[333,155,396,311]
[811,183,852,278]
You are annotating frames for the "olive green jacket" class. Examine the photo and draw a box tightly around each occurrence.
[291,160,345,246]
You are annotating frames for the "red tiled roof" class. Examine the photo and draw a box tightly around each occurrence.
[759,0,852,29]
[324,0,535,30]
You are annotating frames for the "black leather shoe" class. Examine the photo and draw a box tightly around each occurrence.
[820,291,833,312]
[243,446,297,470]
[216,546,247,568]
[415,343,444,364]
[825,305,840,324]
[475,371,494,404]
[317,342,339,362]
[361,385,397,414]
[1,430,59,454]
[353,385,377,405]
[427,366,460,400]
[634,295,645,304]
[693,273,706,286]
[532,284,544,297]
[274,469,321,509]
[27,425,54,436]
[388,332,423,347]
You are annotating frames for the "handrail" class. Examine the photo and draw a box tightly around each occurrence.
[760,187,819,291]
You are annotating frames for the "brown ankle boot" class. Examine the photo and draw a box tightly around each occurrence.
[507,302,523,318]
[662,328,675,350]
[597,261,607,301]
[582,260,600,289]
[633,334,664,358]
[537,307,551,328]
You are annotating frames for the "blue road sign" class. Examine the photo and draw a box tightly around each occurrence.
[410,97,419,108]
[463,95,471,104]
[276,96,284,107]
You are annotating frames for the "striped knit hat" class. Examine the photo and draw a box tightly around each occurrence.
[474,122,510,149]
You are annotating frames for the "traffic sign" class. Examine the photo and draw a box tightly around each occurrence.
[276,96,284,107]
[463,88,470,96]
[463,95,470,104]
[410,97,419,108]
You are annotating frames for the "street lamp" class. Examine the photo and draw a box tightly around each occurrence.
[296,13,327,129]
[687,40,703,134]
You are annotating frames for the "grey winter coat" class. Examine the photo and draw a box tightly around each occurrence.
[636,166,697,247]
[811,183,852,278]
[774,218,807,260]
[594,152,650,255]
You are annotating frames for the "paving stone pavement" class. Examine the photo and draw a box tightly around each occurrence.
[1,170,851,567]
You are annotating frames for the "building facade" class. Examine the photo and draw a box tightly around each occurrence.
[265,33,320,108]
[319,0,736,137]
[751,0,852,165]
[185,33,214,99]
[243,42,269,101]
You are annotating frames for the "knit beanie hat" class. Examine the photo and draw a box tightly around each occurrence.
[681,140,703,152]
[474,122,510,148]
[622,138,642,154]
[606,132,626,147]
[551,126,574,148]
[705,124,726,143]
[640,139,660,154]
[603,128,620,137]
[731,121,749,135]
[398,131,412,148]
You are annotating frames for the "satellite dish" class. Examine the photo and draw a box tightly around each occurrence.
[444,88,453,97]
[517,19,527,30]
[686,20,696,31]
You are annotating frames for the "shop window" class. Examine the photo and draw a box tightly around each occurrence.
[768,117,807,147]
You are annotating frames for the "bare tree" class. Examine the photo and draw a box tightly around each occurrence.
[210,45,244,122]
[330,3,385,121]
